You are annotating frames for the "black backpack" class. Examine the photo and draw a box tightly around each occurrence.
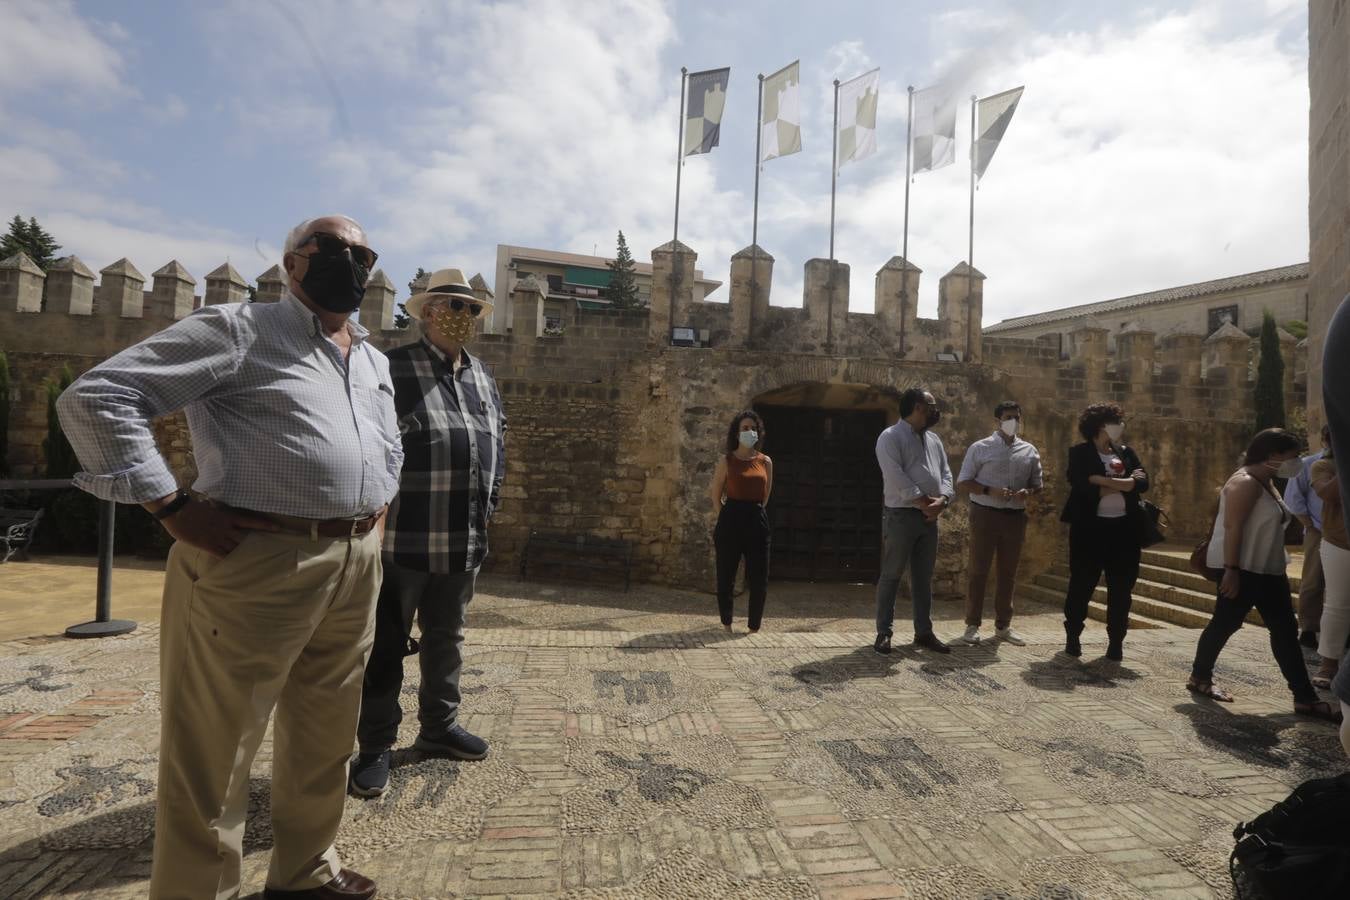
[1230,773,1350,899]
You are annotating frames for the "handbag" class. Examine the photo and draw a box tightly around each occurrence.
[1135,499,1169,548]
[1191,538,1223,582]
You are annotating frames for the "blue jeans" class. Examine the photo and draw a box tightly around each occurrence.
[875,507,937,638]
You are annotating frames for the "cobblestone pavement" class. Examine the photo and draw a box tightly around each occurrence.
[0,567,1344,898]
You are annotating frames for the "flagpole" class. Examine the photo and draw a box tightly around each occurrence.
[827,78,840,348]
[751,73,764,308]
[673,68,688,244]
[901,84,914,356]
[830,79,839,262]
[967,93,977,362]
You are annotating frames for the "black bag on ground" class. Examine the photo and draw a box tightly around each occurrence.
[1230,773,1350,899]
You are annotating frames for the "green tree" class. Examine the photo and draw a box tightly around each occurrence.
[0,215,61,269]
[0,351,10,478]
[606,231,640,309]
[43,365,79,479]
[1254,310,1286,432]
[246,283,258,302]
[397,267,427,329]
[1282,319,1308,341]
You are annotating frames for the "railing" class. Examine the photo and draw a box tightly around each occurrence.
[0,480,136,638]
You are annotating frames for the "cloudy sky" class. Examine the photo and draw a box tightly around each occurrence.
[1,0,1309,325]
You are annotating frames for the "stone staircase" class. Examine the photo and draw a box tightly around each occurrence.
[1019,546,1305,630]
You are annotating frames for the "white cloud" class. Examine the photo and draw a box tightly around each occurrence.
[825,6,1309,323]
[0,0,130,101]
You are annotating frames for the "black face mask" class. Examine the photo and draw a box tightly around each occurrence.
[925,407,941,428]
[300,250,368,313]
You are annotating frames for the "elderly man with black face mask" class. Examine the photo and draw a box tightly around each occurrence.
[56,214,400,900]
[873,387,956,655]
[349,268,505,799]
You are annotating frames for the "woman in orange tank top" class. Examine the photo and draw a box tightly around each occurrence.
[709,411,774,633]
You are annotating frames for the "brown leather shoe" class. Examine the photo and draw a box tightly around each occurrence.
[262,869,377,899]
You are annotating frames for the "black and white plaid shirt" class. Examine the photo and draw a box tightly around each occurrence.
[382,338,505,573]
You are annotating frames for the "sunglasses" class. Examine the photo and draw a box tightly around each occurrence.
[435,297,483,317]
[302,232,379,269]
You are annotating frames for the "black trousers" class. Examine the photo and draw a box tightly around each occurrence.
[1191,570,1318,704]
[357,560,478,753]
[1063,517,1141,641]
[714,499,770,630]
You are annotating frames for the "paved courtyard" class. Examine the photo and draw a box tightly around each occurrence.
[0,558,1345,898]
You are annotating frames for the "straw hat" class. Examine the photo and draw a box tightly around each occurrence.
[405,267,493,320]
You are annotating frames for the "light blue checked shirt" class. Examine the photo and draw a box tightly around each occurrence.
[57,293,403,518]
[875,420,954,509]
[957,432,1044,510]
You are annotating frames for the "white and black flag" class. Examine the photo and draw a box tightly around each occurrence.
[975,86,1024,181]
[684,67,731,156]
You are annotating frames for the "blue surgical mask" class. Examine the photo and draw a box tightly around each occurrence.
[739,430,759,448]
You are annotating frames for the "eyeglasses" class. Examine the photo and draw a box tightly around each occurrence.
[445,298,483,317]
[301,232,379,269]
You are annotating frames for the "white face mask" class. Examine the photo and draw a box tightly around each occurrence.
[1104,423,1125,443]
[739,430,759,448]
[1274,458,1302,478]
[1000,419,1019,437]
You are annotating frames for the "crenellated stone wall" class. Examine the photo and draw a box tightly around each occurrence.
[0,240,1308,594]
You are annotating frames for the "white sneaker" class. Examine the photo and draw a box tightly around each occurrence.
[996,626,1027,646]
[960,625,982,645]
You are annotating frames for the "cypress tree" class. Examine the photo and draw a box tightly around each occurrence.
[1253,310,1285,431]
[43,365,79,479]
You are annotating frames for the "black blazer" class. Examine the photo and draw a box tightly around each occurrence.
[1059,441,1150,528]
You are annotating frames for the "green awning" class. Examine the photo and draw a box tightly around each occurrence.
[564,266,611,288]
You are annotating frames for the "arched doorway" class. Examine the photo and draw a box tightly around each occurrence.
[754,383,900,582]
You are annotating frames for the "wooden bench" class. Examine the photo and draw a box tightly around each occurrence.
[519,530,632,591]
[0,507,44,564]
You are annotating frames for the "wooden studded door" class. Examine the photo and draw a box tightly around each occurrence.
[756,405,886,582]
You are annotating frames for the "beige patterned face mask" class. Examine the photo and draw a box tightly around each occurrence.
[429,306,475,344]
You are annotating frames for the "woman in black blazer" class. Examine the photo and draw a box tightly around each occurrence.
[1060,402,1150,660]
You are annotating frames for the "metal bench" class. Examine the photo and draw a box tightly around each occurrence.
[519,530,632,591]
[0,507,44,563]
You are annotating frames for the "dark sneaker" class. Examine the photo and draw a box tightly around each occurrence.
[874,632,892,655]
[913,632,952,654]
[1105,640,1124,662]
[348,750,391,798]
[1300,629,1319,650]
[414,724,489,760]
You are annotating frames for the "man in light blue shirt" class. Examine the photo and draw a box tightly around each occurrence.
[1285,424,1330,647]
[874,387,956,654]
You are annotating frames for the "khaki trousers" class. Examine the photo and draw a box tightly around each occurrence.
[965,503,1028,630]
[1298,527,1325,633]
[150,529,381,900]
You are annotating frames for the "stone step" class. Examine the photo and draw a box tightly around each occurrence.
[1047,563,1241,618]
[1140,548,1304,593]
[1033,573,1217,629]
[1019,582,1167,630]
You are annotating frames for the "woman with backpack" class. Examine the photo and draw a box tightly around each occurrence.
[1187,428,1341,723]
[1312,440,1347,688]
[709,410,774,634]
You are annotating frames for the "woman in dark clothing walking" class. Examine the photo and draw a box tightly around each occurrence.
[709,411,774,634]
[1060,402,1149,660]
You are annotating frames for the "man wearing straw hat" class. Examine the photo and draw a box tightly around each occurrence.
[349,267,506,798]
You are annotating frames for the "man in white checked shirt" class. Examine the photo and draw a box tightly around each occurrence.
[955,401,1044,647]
[57,214,400,900]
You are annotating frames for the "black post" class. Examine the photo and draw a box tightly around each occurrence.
[65,498,135,638]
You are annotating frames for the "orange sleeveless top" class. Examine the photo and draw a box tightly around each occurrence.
[725,453,769,503]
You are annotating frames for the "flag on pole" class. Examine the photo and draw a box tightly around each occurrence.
[837,68,880,170]
[974,86,1024,180]
[911,84,956,174]
[684,67,730,156]
[760,60,801,161]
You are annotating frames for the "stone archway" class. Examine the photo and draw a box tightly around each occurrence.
[753,382,901,582]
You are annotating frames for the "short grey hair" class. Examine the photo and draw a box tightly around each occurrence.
[282,215,363,256]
